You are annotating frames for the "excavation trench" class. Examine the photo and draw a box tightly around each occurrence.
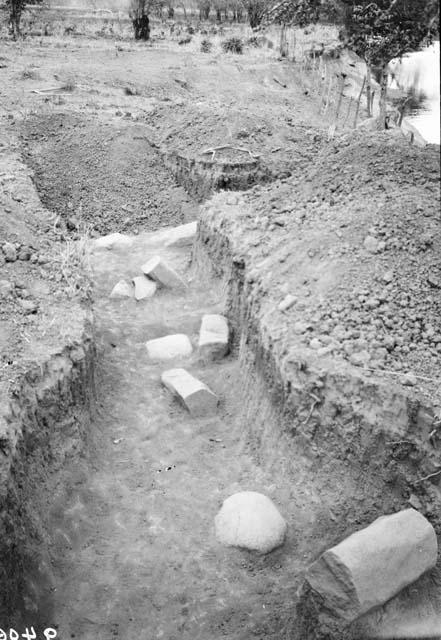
[3,115,439,639]
[6,217,439,639]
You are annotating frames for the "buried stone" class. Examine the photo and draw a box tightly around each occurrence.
[94,232,134,250]
[164,221,197,248]
[110,280,134,299]
[146,334,193,360]
[161,368,218,417]
[215,491,287,554]
[141,256,187,289]
[304,508,437,623]
[198,314,229,360]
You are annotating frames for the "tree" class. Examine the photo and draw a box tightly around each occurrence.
[243,0,267,29]
[6,0,44,38]
[197,0,211,20]
[128,0,151,40]
[265,0,321,27]
[339,0,439,128]
[6,0,25,37]
[263,0,321,57]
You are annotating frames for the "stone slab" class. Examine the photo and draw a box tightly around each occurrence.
[146,334,193,360]
[133,276,157,301]
[110,280,134,299]
[198,314,229,360]
[141,256,187,289]
[305,508,438,622]
[94,233,134,250]
[215,491,287,554]
[164,221,197,247]
[161,368,218,417]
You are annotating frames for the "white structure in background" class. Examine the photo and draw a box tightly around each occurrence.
[389,41,440,144]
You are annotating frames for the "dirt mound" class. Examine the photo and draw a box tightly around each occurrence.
[19,112,197,234]
[240,128,441,391]
[196,127,441,638]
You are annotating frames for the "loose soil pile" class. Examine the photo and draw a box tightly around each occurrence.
[228,128,440,394]
[19,112,196,234]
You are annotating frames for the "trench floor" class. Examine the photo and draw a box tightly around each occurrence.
[45,227,311,640]
[37,224,440,640]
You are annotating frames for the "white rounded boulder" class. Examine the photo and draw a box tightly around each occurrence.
[215,491,287,554]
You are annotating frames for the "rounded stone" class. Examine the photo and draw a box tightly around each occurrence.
[215,491,287,554]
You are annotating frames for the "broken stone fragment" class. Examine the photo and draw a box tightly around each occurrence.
[215,491,287,554]
[363,235,379,253]
[198,314,229,360]
[132,276,156,301]
[161,368,218,417]
[305,509,437,622]
[18,299,38,314]
[110,280,134,299]
[2,242,17,262]
[0,280,14,297]
[94,233,133,250]
[278,294,297,311]
[146,334,193,360]
[141,256,187,289]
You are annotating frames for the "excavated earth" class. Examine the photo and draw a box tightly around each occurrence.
[0,33,440,640]
[195,126,441,638]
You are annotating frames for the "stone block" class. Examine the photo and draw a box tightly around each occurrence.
[94,233,133,250]
[161,368,218,417]
[132,276,157,301]
[198,314,229,360]
[141,256,187,289]
[110,280,134,299]
[164,221,197,247]
[146,334,193,360]
[305,509,437,622]
[215,491,287,554]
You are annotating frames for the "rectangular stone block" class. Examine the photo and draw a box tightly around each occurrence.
[141,256,187,289]
[198,314,229,360]
[305,509,438,622]
[132,276,157,301]
[146,334,193,360]
[161,368,218,417]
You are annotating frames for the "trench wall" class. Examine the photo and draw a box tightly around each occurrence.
[0,313,95,624]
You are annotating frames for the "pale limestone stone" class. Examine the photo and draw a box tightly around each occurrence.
[164,221,197,247]
[110,280,134,299]
[161,368,218,417]
[305,509,437,622]
[141,256,187,289]
[94,233,133,250]
[215,491,287,554]
[132,276,157,301]
[198,314,229,360]
[146,334,193,360]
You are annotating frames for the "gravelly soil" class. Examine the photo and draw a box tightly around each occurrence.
[239,128,441,389]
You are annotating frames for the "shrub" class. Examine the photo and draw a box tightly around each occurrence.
[222,37,243,54]
[246,35,261,47]
[200,39,213,53]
